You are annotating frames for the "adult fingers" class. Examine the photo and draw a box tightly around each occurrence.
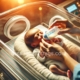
[49,20,67,29]
[40,42,47,52]
[41,39,65,54]
[41,39,59,53]
[55,20,67,24]
[58,28,70,35]
[41,39,52,48]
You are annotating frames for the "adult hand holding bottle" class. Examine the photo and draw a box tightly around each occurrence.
[49,19,80,36]
[57,20,80,36]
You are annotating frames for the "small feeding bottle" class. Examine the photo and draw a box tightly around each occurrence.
[43,20,66,40]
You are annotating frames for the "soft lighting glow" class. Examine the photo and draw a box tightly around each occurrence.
[39,7,42,11]
[18,0,24,4]
[77,2,80,7]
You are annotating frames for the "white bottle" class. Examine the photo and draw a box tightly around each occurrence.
[43,26,60,40]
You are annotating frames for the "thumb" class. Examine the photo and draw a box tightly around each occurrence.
[58,28,70,35]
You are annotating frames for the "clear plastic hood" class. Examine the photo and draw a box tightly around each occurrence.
[0,1,80,41]
[0,1,80,80]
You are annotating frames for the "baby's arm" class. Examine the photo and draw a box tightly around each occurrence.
[36,53,46,63]
[33,48,46,63]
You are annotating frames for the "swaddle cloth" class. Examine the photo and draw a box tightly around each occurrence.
[33,48,46,63]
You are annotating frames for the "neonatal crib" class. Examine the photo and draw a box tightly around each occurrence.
[0,1,80,80]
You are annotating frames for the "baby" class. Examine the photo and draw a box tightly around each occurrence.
[24,24,71,77]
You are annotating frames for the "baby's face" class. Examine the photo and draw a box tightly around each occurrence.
[31,31,43,48]
[25,28,43,48]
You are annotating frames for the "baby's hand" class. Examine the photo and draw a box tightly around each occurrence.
[35,31,43,39]
[39,52,45,58]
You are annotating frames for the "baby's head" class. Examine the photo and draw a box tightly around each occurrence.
[24,28,43,48]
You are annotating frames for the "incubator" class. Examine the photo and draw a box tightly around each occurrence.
[0,1,80,80]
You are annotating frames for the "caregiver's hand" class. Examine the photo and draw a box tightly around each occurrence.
[49,19,80,36]
[58,27,80,36]
[40,39,66,54]
[49,19,67,29]
[40,39,66,61]
[58,21,80,35]
[40,39,79,72]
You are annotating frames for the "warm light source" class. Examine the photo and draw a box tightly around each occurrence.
[39,7,42,11]
[76,0,80,7]
[38,7,43,23]
[17,0,24,4]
